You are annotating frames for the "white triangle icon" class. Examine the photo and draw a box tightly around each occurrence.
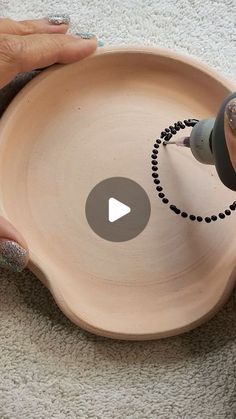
[108,197,131,223]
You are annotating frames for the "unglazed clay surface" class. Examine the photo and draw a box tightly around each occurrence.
[0,47,235,339]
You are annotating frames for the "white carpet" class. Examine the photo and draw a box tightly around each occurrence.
[0,1,236,418]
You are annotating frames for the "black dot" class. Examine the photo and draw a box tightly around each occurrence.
[154,144,159,149]
[181,212,188,218]
[229,204,235,211]
[174,123,180,131]
[158,193,165,198]
[165,133,172,141]
[197,216,203,222]
[165,128,170,133]
[152,173,158,178]
[152,166,158,171]
[189,215,196,221]
[161,131,167,138]
[211,215,217,221]
[151,154,157,159]
[152,149,158,154]
[177,121,185,129]
[154,179,160,184]
[156,139,161,144]
[225,209,231,216]
[156,186,163,191]
[184,119,192,127]
[152,160,157,165]
[219,213,225,219]
[170,128,177,135]
[205,217,211,223]
[184,119,192,125]
[162,198,169,204]
[170,205,181,214]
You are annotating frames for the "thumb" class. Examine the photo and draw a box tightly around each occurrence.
[224,98,236,171]
[0,217,28,272]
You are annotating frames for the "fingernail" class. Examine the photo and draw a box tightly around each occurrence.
[0,239,28,272]
[47,13,70,25]
[75,33,104,46]
[76,32,97,40]
[226,99,236,132]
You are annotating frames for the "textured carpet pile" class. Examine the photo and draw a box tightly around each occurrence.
[0,1,236,418]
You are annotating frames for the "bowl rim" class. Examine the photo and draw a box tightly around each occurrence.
[0,46,235,340]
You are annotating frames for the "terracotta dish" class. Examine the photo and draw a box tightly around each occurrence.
[0,47,235,340]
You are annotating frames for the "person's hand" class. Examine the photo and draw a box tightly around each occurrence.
[0,15,97,88]
[225,98,236,171]
[0,15,97,272]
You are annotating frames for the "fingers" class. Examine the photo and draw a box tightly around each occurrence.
[0,17,69,35]
[0,33,97,88]
[0,16,95,272]
[224,98,236,171]
[0,217,28,272]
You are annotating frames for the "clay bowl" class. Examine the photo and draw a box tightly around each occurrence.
[0,47,235,340]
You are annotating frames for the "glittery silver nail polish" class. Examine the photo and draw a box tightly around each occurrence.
[76,32,96,40]
[76,33,104,46]
[226,99,236,132]
[0,239,28,272]
[47,13,70,25]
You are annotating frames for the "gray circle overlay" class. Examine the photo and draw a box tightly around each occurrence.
[85,177,151,242]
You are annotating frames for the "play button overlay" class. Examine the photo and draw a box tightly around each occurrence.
[108,198,131,223]
[85,177,151,242]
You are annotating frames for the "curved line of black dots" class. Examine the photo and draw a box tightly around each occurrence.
[151,119,236,223]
